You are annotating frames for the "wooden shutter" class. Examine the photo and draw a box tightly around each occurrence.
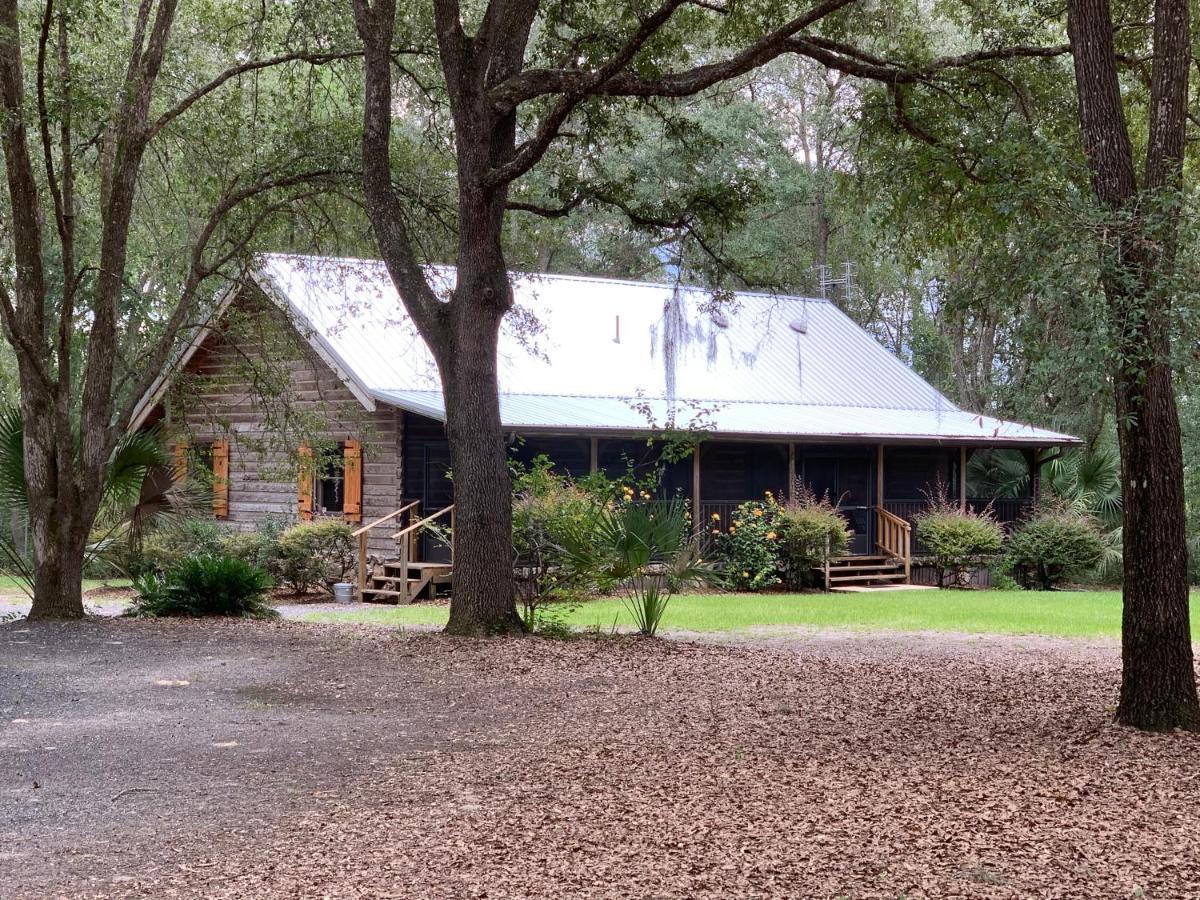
[343,439,362,523]
[297,443,314,521]
[211,439,230,519]
[172,441,189,483]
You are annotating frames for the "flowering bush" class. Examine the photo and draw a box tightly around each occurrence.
[714,495,785,591]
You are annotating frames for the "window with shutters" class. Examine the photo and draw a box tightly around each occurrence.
[300,441,362,522]
[183,439,229,518]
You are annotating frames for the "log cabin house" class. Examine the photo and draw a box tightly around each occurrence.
[133,254,1078,598]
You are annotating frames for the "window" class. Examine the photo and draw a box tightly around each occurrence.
[315,443,346,515]
[177,438,228,518]
[298,439,362,523]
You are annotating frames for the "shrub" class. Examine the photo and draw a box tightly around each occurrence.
[133,518,226,576]
[220,515,286,572]
[510,459,602,632]
[915,493,1004,588]
[713,496,784,591]
[1005,506,1105,589]
[276,520,356,594]
[775,488,852,588]
[127,554,276,619]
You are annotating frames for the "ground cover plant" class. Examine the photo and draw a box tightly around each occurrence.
[127,554,277,619]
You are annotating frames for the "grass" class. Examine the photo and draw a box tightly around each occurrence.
[298,589,1196,639]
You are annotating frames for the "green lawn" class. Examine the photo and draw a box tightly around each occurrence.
[299,589,1190,639]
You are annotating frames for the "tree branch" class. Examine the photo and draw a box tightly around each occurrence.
[144,50,363,144]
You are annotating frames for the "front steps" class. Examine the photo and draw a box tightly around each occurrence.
[822,555,908,591]
[361,560,453,603]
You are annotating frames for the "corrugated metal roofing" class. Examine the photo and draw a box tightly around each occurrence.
[254,254,1077,446]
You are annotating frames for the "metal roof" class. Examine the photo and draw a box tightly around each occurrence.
[254,254,1078,446]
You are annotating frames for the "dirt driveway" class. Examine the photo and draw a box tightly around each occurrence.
[2,619,1198,899]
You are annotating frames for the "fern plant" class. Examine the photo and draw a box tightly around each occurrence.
[127,554,276,619]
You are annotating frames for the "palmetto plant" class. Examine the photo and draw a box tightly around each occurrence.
[1044,446,1123,582]
[563,499,710,637]
[0,406,182,596]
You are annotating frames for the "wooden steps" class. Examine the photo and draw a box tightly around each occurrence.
[820,554,908,590]
[361,561,453,603]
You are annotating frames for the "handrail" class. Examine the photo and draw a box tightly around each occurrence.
[351,500,420,538]
[392,504,454,540]
[355,500,422,601]
[874,505,912,583]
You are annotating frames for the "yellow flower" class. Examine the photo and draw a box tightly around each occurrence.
[729,526,736,534]
[752,508,764,518]
[741,571,749,578]
[711,512,721,521]
[766,531,777,540]
[711,528,720,535]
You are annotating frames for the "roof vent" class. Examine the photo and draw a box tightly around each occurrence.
[711,310,730,329]
[789,318,808,334]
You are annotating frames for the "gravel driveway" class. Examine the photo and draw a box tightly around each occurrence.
[2,618,1198,898]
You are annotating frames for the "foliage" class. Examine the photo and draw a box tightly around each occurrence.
[775,488,853,589]
[127,554,276,619]
[133,519,227,577]
[510,457,604,632]
[712,496,784,591]
[915,489,1005,589]
[562,499,709,637]
[1005,505,1106,590]
[276,520,356,595]
[0,405,185,591]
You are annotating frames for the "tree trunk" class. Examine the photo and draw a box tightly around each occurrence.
[1114,354,1199,729]
[26,505,86,620]
[439,302,523,636]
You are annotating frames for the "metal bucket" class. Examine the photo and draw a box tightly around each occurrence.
[332,582,356,603]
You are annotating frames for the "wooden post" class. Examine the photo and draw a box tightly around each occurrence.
[823,533,831,592]
[450,505,456,566]
[876,445,885,506]
[399,537,410,604]
[787,442,796,499]
[1029,447,1042,503]
[959,446,968,510]
[691,445,702,533]
[589,437,599,475]
[357,531,368,602]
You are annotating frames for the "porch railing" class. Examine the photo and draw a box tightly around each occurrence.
[874,505,912,581]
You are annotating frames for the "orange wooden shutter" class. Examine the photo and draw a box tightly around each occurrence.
[343,439,362,523]
[172,441,189,482]
[297,443,314,521]
[211,439,230,519]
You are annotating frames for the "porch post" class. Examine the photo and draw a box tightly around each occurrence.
[691,445,702,532]
[959,446,968,510]
[589,436,598,475]
[876,444,885,507]
[787,442,796,498]
[1028,446,1042,503]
